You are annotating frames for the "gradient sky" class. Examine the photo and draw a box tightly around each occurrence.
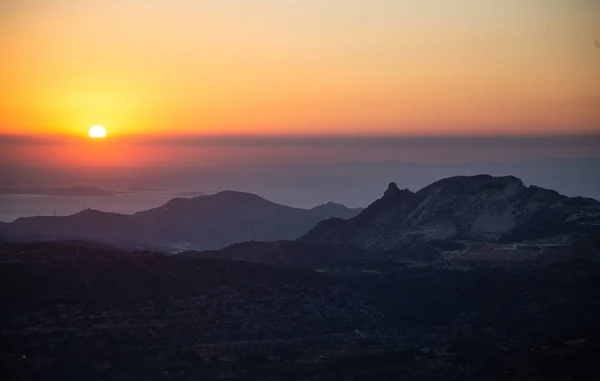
[1,0,598,138]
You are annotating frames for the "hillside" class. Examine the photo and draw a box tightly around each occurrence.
[300,175,600,250]
[0,191,362,251]
[2,240,600,380]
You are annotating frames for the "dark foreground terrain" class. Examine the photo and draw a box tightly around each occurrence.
[2,240,600,380]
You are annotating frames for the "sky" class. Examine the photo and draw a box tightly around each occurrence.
[0,0,599,205]
[1,0,599,139]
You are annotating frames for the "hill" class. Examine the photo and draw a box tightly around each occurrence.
[300,175,600,250]
[2,240,600,380]
[0,191,362,251]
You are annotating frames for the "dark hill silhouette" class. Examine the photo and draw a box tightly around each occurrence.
[0,191,362,251]
[185,240,372,268]
[2,240,600,380]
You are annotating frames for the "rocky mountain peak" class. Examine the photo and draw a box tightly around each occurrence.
[300,174,600,249]
[383,182,400,198]
[383,182,412,199]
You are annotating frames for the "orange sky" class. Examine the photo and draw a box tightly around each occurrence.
[0,0,599,138]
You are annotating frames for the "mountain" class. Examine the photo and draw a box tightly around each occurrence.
[300,175,600,250]
[3,175,600,380]
[309,201,361,215]
[0,191,362,251]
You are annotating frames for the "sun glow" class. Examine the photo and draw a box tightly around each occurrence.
[89,125,107,138]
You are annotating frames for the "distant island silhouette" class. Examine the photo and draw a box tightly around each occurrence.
[0,186,118,197]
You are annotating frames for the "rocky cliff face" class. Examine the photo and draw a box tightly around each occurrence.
[300,175,600,249]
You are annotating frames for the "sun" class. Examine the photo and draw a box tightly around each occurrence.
[89,125,107,139]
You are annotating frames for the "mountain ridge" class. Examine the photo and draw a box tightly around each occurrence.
[300,174,600,249]
[0,190,363,251]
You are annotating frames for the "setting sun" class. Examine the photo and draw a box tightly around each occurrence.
[89,125,107,139]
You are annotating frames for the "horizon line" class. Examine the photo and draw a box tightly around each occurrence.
[2,132,600,144]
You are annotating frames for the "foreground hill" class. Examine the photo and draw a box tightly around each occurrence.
[2,240,600,380]
[0,191,362,251]
[184,240,377,269]
[300,175,600,250]
[186,235,600,271]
